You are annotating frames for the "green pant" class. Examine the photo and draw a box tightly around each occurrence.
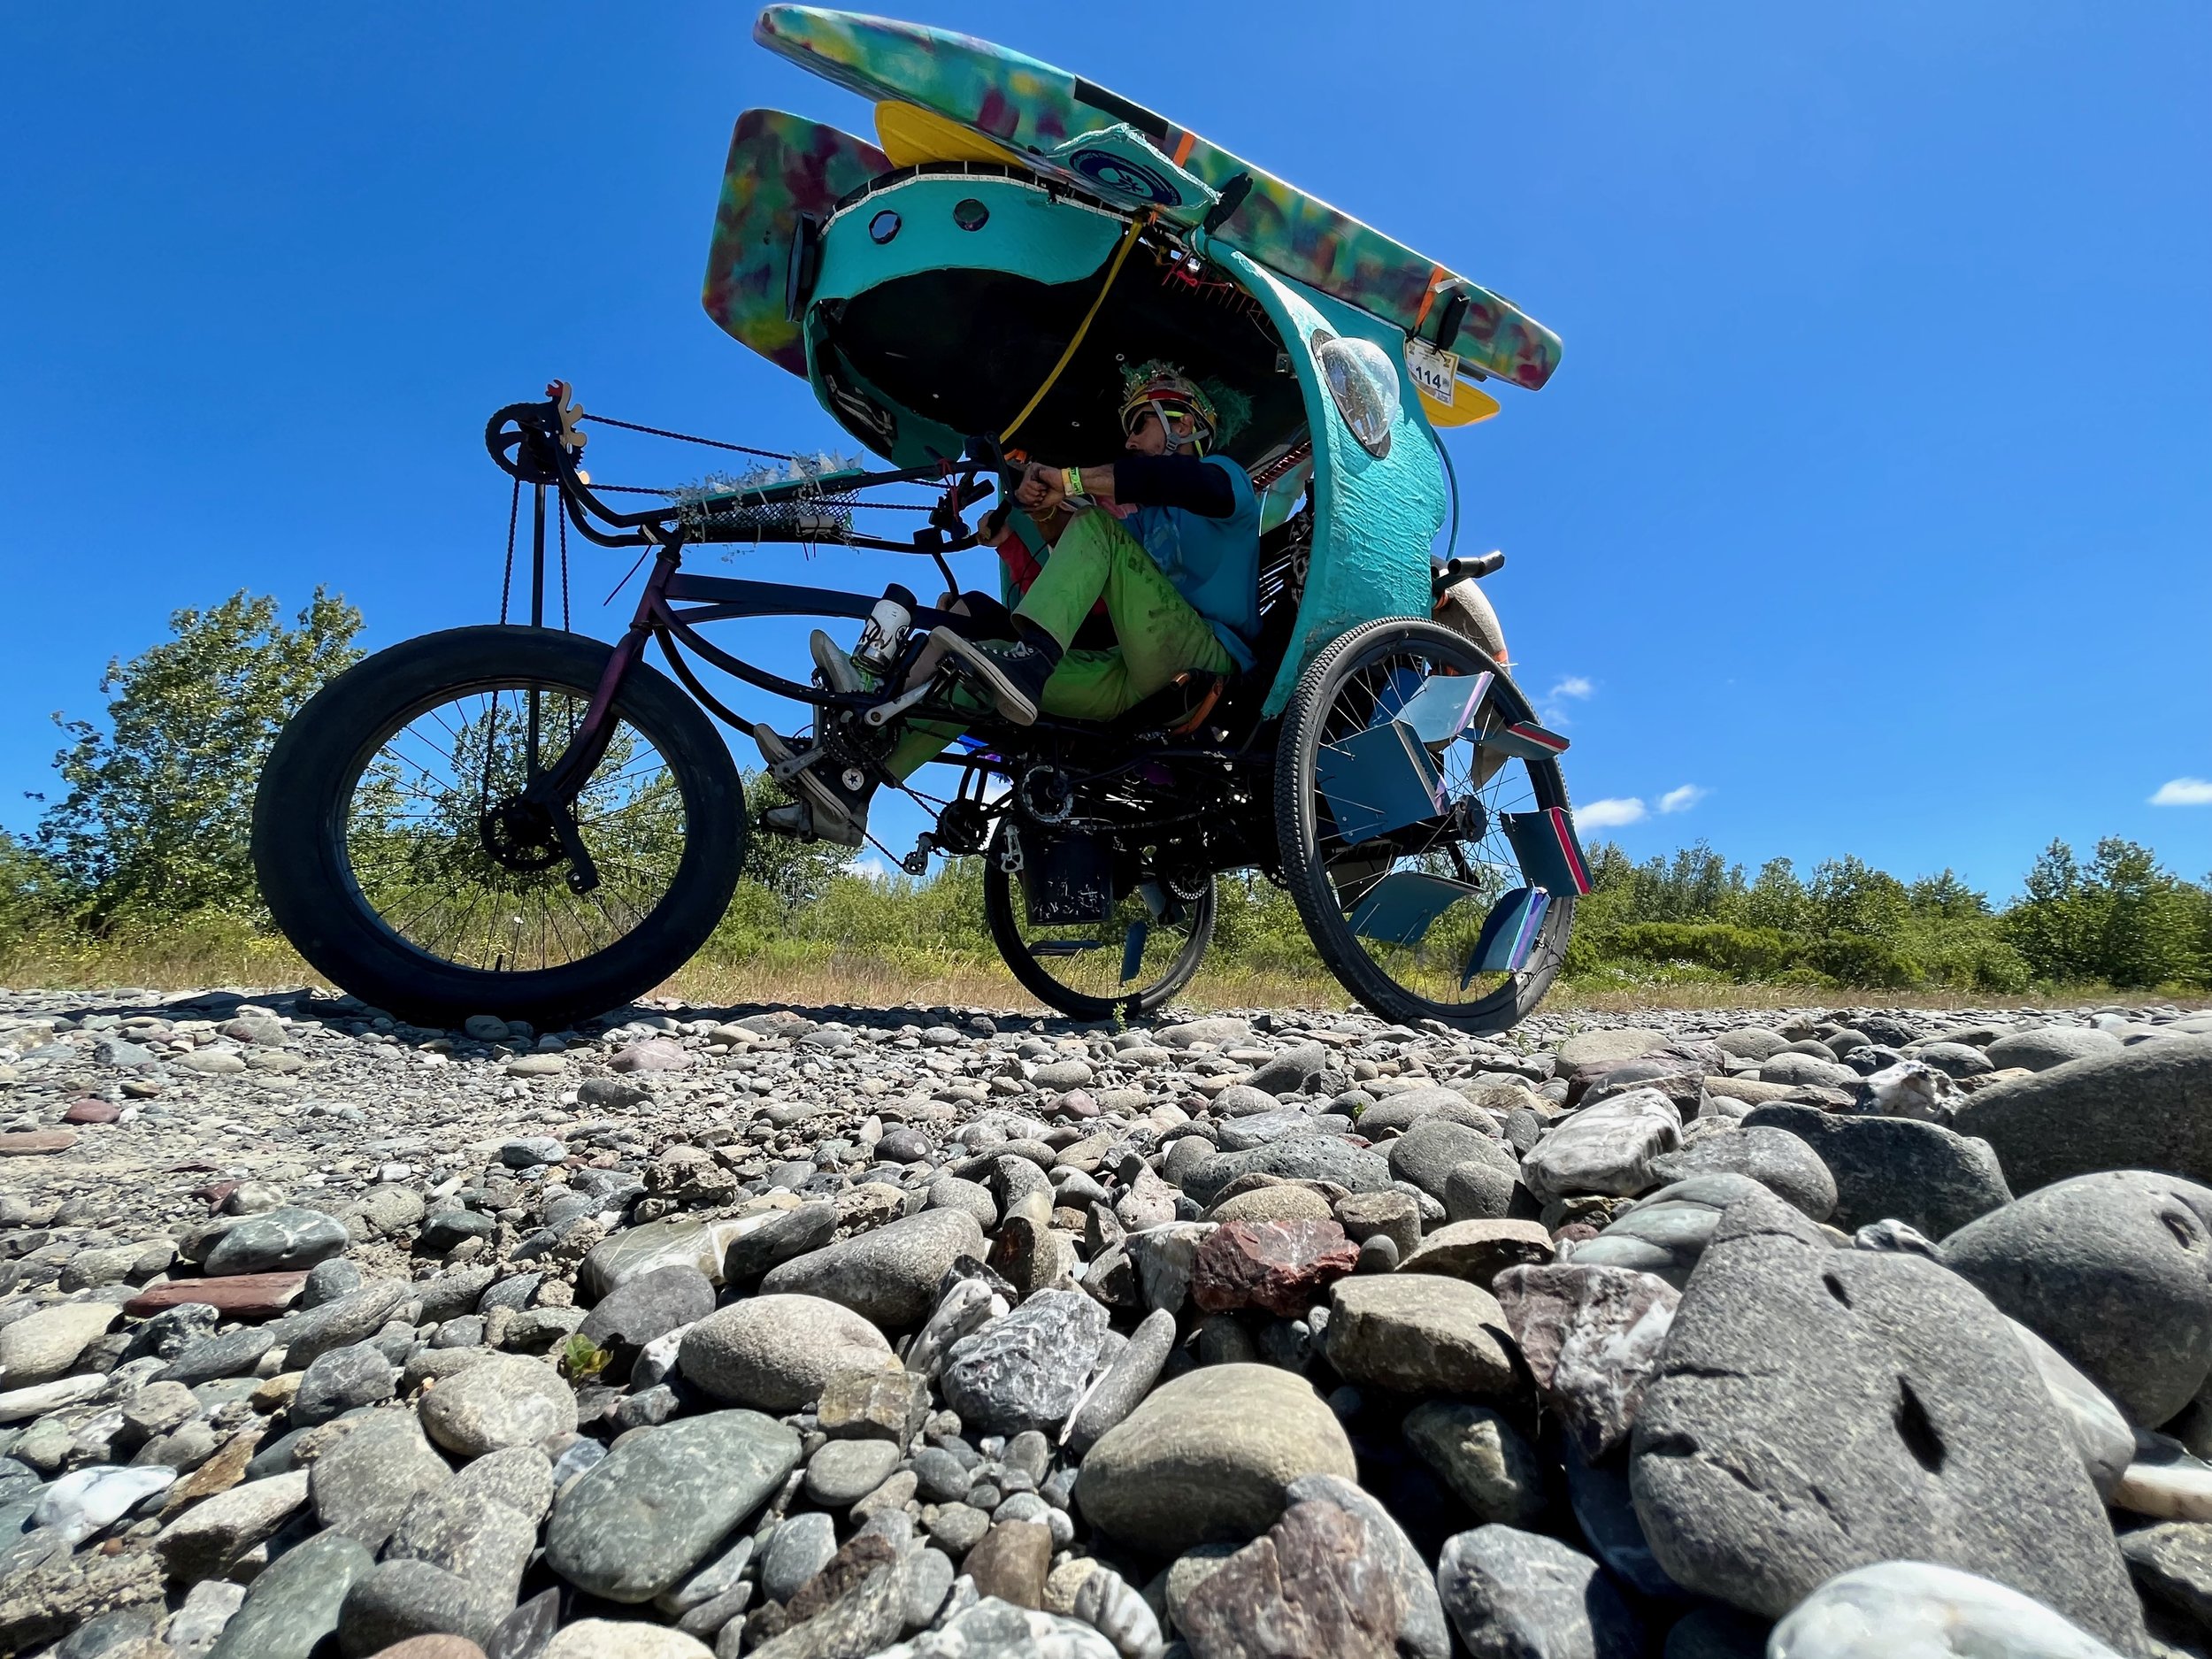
[886,507,1235,780]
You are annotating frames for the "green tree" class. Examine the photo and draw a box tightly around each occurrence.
[35,589,364,924]
[2079,837,2201,988]
[739,770,853,906]
[1740,856,1812,933]
[1806,855,1909,940]
[2006,839,2095,982]
[1908,868,1990,920]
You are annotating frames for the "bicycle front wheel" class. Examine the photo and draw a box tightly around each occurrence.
[252,625,744,1027]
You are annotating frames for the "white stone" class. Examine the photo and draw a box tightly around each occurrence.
[1520,1087,1684,1202]
[1770,1561,2124,1658]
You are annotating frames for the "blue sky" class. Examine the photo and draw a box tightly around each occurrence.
[4,2,2207,898]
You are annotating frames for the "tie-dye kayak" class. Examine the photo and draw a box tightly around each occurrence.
[704,5,1561,394]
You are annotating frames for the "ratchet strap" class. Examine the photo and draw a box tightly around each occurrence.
[1000,211,1151,445]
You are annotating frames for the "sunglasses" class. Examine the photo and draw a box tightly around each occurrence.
[1121,398,1197,437]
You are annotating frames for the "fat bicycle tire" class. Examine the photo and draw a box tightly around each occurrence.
[982,825,1216,1021]
[1273,616,1574,1033]
[252,625,743,1028]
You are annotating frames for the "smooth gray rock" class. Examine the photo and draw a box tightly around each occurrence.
[1445,1156,1522,1224]
[1075,1364,1356,1555]
[156,1325,274,1386]
[1767,1561,2130,1659]
[1248,1042,1330,1096]
[1986,1027,2123,1073]
[1755,1052,1857,1090]
[941,1290,1110,1436]
[418,1355,579,1456]
[543,1409,801,1602]
[761,1210,986,1328]
[202,1207,349,1276]
[1647,1126,1837,1222]
[1434,1525,1642,1659]
[277,1279,411,1371]
[1180,1139,1394,1208]
[1940,1171,2212,1425]
[387,1478,539,1601]
[1741,1104,2011,1238]
[334,1557,507,1655]
[1953,1035,2212,1194]
[1360,1087,1502,1136]
[309,1409,453,1548]
[1389,1120,1515,1204]
[722,1202,840,1285]
[1065,1307,1176,1456]
[578,1263,715,1356]
[2008,1318,2135,1498]
[762,1510,840,1601]
[1566,1174,1770,1287]
[679,1294,896,1411]
[207,1527,374,1659]
[803,1438,902,1507]
[1627,1187,2147,1654]
[288,1340,396,1427]
[2118,1521,2212,1635]
[1916,1041,1998,1080]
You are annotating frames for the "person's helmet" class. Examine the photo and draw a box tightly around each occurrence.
[1118,360,1219,456]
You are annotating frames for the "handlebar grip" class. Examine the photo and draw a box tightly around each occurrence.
[1434,550,1506,590]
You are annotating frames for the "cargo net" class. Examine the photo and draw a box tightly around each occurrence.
[670,452,868,544]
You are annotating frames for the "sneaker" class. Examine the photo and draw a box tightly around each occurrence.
[750,725,872,849]
[930,629,1060,725]
[809,629,869,695]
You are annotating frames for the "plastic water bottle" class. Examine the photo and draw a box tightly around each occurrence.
[852,584,915,679]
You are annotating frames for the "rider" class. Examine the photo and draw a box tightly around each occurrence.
[757,360,1261,847]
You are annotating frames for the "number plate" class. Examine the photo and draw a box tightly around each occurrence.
[1405,337,1461,407]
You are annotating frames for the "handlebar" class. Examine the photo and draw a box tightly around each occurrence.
[1432,550,1505,595]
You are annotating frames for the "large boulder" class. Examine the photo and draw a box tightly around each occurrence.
[760,1210,985,1328]
[1627,1187,2147,1654]
[1074,1364,1356,1556]
[1939,1171,2212,1426]
[1953,1035,2212,1194]
[1647,1126,1837,1222]
[1741,1104,2010,1238]
[1985,1026,2124,1073]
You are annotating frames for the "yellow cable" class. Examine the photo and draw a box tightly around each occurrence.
[1001,211,1150,445]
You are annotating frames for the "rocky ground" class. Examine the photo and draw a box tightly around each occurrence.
[0,987,2210,1659]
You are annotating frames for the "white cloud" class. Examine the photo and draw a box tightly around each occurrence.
[1658,784,1709,814]
[845,855,893,881]
[1548,675,1594,702]
[2150,778,2212,807]
[1578,797,1647,828]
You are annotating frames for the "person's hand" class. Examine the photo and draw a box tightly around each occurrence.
[1013,461,1064,514]
[976,505,1011,549]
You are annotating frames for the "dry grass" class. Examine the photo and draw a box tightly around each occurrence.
[2,926,2181,1020]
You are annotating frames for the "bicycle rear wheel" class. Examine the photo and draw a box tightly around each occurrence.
[1274,617,1575,1033]
[253,625,744,1027]
[982,821,1215,1020]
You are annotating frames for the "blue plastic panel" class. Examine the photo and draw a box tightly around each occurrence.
[1347,871,1483,948]
[1392,672,1494,749]
[1502,808,1593,897]
[1317,722,1445,847]
[1479,720,1570,761]
[1464,886,1550,983]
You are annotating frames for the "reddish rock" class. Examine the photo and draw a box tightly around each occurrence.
[191,1181,239,1211]
[63,1100,120,1125]
[0,1129,77,1156]
[1493,1262,1679,1460]
[124,1271,308,1322]
[1192,1219,1362,1317]
[1179,1499,1404,1659]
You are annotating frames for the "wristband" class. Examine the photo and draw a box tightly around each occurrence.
[1061,465,1088,504]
